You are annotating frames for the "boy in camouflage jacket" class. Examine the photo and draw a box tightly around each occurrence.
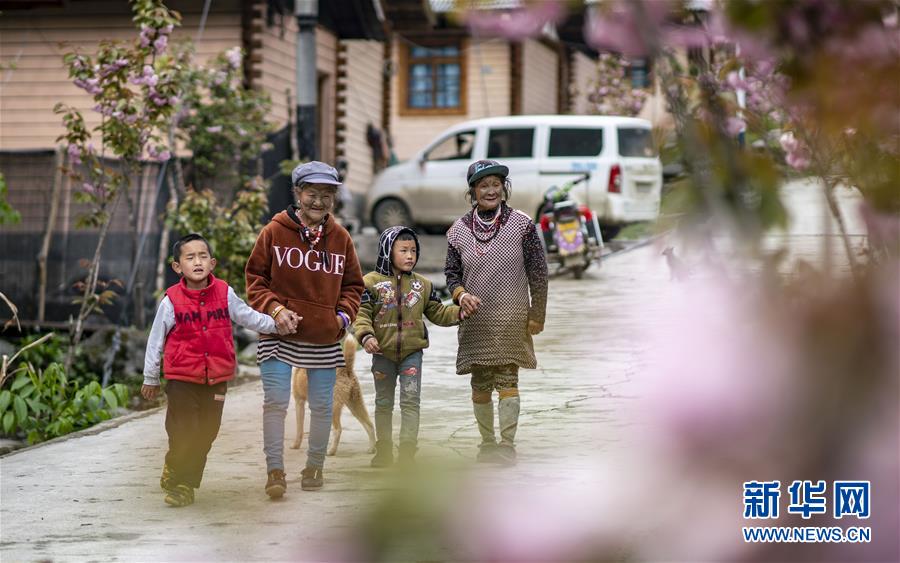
[354,226,462,466]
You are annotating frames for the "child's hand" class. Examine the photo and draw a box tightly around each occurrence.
[459,293,481,316]
[363,336,381,354]
[527,319,543,335]
[141,384,160,400]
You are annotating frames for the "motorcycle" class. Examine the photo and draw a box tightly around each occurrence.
[537,172,603,279]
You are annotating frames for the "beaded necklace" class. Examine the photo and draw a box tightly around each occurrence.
[297,212,324,247]
[470,204,503,255]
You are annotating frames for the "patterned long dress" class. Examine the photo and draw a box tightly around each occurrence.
[445,203,548,375]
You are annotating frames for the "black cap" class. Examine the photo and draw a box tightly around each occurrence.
[466,159,509,186]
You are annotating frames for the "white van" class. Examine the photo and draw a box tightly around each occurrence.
[365,115,662,237]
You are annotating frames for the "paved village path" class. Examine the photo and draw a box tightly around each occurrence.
[0,180,864,562]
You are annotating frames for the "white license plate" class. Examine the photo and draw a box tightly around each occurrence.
[635,181,654,192]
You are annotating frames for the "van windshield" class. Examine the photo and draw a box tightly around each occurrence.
[618,127,656,157]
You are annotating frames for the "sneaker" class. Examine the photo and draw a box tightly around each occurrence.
[300,466,324,491]
[164,484,194,507]
[476,443,499,463]
[265,469,287,499]
[370,441,394,468]
[160,463,174,492]
[495,444,517,466]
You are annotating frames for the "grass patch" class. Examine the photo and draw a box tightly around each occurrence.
[616,222,654,240]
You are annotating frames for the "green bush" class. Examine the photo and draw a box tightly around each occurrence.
[167,178,268,297]
[0,362,129,444]
[15,333,96,388]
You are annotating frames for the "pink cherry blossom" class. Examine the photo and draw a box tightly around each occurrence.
[224,47,242,70]
[465,1,566,41]
[153,34,168,54]
[725,116,745,136]
[67,143,82,166]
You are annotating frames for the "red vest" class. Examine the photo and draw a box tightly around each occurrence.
[163,274,236,385]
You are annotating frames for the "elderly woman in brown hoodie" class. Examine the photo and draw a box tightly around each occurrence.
[246,161,364,499]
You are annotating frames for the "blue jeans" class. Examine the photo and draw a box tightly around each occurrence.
[372,351,423,447]
[259,358,335,471]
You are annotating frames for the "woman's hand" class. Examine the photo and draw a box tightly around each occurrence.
[275,309,302,335]
[527,319,543,335]
[141,384,160,400]
[459,293,481,316]
[363,336,381,354]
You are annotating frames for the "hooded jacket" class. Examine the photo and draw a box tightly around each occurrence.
[246,208,364,345]
[354,226,461,362]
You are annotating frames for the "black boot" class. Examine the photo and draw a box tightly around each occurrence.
[370,440,394,468]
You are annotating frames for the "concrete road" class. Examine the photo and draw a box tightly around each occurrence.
[0,180,865,562]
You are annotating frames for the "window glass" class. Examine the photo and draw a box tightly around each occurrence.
[487,128,534,158]
[630,58,651,88]
[618,127,657,157]
[426,130,476,161]
[548,128,604,157]
[406,43,462,110]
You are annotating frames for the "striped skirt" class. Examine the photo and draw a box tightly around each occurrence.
[256,337,345,369]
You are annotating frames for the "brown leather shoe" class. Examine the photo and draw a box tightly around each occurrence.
[265,469,286,499]
[300,466,323,491]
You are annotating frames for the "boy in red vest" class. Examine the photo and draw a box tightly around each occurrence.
[142,233,286,507]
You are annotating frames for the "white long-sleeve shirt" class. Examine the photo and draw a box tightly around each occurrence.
[143,286,276,385]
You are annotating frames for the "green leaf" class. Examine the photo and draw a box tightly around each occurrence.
[2,411,14,434]
[18,384,34,399]
[10,375,29,391]
[101,388,118,410]
[0,390,11,413]
[26,398,49,414]
[13,396,28,422]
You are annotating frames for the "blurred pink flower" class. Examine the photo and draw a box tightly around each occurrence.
[725,116,745,136]
[584,0,721,57]
[465,1,567,41]
[639,276,798,461]
[447,468,628,562]
[779,131,810,170]
[726,71,748,91]
[153,34,168,54]
[224,47,242,70]
[206,125,223,133]
[67,143,82,166]
[139,25,153,48]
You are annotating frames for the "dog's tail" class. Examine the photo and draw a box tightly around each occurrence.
[340,333,357,373]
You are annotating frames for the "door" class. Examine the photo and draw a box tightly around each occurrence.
[484,126,538,218]
[616,126,661,221]
[417,128,479,224]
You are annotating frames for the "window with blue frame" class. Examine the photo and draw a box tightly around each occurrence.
[404,42,465,113]
[629,58,651,89]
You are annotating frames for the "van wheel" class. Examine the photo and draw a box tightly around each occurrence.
[600,226,621,241]
[372,199,413,233]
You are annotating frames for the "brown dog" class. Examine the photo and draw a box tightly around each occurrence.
[290,336,377,455]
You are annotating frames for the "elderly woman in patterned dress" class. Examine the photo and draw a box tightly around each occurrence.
[444,159,548,465]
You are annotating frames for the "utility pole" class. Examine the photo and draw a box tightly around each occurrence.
[295,0,318,161]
